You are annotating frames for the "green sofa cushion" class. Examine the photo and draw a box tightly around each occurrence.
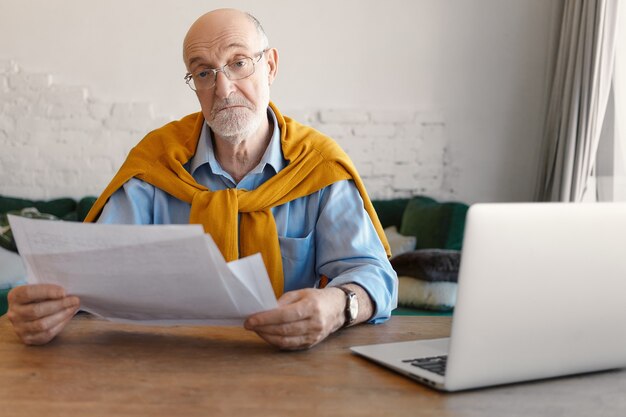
[0,195,97,221]
[372,198,411,229]
[0,195,97,316]
[400,198,469,250]
[0,195,77,220]
[1,208,60,252]
[77,197,98,221]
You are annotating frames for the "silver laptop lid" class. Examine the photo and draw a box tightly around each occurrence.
[445,202,626,391]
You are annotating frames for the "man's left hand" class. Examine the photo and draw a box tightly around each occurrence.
[244,287,346,350]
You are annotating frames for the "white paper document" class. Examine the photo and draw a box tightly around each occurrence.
[8,215,278,325]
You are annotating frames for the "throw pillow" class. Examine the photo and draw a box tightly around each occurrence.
[391,249,460,282]
[372,198,412,229]
[0,208,59,253]
[397,278,457,311]
[0,195,77,219]
[400,198,469,250]
[384,226,417,257]
[77,196,98,222]
[391,249,461,311]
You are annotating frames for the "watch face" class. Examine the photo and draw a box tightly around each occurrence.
[349,303,358,320]
[348,293,358,321]
[339,287,358,326]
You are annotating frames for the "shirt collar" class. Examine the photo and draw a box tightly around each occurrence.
[189,107,286,177]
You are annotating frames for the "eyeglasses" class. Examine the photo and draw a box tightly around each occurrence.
[184,49,268,91]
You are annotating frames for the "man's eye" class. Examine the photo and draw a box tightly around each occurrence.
[231,59,248,69]
[197,71,210,79]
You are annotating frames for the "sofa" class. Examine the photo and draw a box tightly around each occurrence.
[1,194,469,316]
[0,195,97,314]
[372,197,468,315]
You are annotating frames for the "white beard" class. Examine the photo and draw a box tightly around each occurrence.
[208,107,262,144]
[207,97,265,145]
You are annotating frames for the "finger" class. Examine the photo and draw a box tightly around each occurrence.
[8,284,67,305]
[245,302,309,328]
[255,331,322,351]
[18,304,78,335]
[276,290,306,306]
[17,305,78,345]
[12,296,80,321]
[40,312,75,344]
[250,318,311,336]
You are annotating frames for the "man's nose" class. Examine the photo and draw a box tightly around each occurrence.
[214,71,236,99]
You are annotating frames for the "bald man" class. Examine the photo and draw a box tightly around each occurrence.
[7,9,397,350]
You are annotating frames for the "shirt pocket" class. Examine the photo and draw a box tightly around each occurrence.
[278,228,315,261]
[278,229,316,291]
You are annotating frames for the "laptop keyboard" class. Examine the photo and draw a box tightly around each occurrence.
[402,355,448,376]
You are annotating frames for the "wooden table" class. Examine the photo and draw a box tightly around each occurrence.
[0,314,624,416]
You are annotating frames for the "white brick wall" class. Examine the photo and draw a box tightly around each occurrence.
[0,61,166,199]
[306,109,457,200]
[0,61,459,201]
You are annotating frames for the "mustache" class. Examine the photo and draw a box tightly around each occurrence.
[211,95,254,117]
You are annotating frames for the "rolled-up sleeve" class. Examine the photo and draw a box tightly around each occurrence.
[315,180,398,323]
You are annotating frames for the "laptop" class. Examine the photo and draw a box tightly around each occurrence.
[351,202,626,391]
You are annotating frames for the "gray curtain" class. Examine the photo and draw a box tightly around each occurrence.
[536,0,619,202]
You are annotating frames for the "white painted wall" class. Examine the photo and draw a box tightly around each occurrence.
[0,0,561,203]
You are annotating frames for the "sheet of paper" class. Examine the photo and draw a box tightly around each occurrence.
[8,215,277,325]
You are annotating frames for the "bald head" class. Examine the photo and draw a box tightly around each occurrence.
[183,9,268,67]
[181,8,279,146]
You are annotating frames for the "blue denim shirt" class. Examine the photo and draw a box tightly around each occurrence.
[97,109,398,322]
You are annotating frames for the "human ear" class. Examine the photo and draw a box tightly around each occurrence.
[266,48,279,85]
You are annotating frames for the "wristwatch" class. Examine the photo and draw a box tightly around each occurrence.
[337,286,358,328]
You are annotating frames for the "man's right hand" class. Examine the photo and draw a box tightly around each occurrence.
[6,284,80,345]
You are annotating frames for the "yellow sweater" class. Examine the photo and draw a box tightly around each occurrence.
[85,102,390,297]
